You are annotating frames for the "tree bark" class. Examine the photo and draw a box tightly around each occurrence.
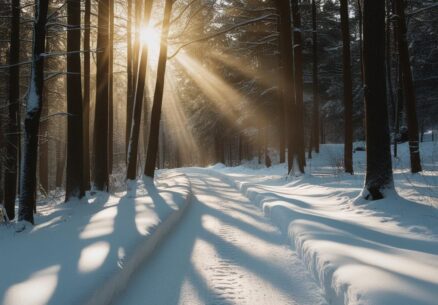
[363,0,394,200]
[83,0,91,191]
[291,0,305,173]
[340,0,353,174]
[4,0,20,220]
[126,0,133,157]
[144,0,173,177]
[19,0,50,224]
[108,0,114,174]
[126,0,154,180]
[66,0,85,200]
[310,0,320,155]
[394,0,422,173]
[39,91,48,196]
[93,0,110,191]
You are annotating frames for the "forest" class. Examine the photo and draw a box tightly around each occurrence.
[0,0,437,305]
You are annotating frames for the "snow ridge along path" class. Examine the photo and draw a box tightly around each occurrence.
[115,170,327,305]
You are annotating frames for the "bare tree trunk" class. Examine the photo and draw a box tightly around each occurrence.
[277,0,295,172]
[19,0,50,224]
[39,91,48,196]
[310,0,319,155]
[363,0,394,200]
[93,0,110,191]
[83,0,91,190]
[291,0,305,173]
[144,0,173,177]
[126,0,133,156]
[108,0,114,174]
[55,140,66,188]
[66,0,85,200]
[4,0,20,220]
[394,0,422,173]
[126,0,153,180]
[340,0,353,174]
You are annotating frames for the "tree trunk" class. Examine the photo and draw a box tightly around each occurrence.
[66,0,85,200]
[83,0,91,191]
[126,0,153,180]
[340,0,353,174]
[362,0,394,200]
[394,0,422,173]
[144,0,173,177]
[38,91,48,196]
[108,0,114,174]
[310,0,319,155]
[277,0,295,172]
[126,0,133,157]
[291,0,305,173]
[19,0,50,224]
[55,140,66,188]
[93,0,110,191]
[4,0,20,220]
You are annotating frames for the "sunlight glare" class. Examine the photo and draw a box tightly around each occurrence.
[140,25,160,49]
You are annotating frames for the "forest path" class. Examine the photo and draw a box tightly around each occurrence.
[115,170,326,305]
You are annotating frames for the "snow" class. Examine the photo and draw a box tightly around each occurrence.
[2,141,437,305]
[114,171,327,305]
[0,172,191,305]
[207,141,438,305]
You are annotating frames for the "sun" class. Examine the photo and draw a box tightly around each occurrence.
[140,25,160,49]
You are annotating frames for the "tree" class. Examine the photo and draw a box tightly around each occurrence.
[83,0,91,191]
[126,0,154,180]
[144,0,174,177]
[66,0,85,200]
[394,0,422,173]
[362,0,393,200]
[291,0,305,174]
[93,0,110,191]
[4,0,20,220]
[340,0,353,174]
[18,0,50,224]
[309,0,320,156]
[277,0,295,173]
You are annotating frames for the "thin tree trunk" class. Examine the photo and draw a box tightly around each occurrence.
[277,0,295,173]
[291,0,305,173]
[311,0,319,155]
[394,0,422,173]
[19,0,50,224]
[126,0,153,180]
[363,0,394,200]
[93,0,110,191]
[66,0,85,200]
[4,0,20,220]
[108,0,114,174]
[357,0,364,85]
[83,0,91,191]
[126,0,133,156]
[144,0,173,177]
[340,0,353,174]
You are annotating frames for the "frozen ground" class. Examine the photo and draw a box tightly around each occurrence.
[115,171,327,305]
[209,141,438,305]
[1,142,436,305]
[0,172,191,305]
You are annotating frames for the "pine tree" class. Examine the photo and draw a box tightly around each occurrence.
[340,0,353,174]
[144,0,174,177]
[362,0,394,200]
[66,0,85,200]
[19,0,50,224]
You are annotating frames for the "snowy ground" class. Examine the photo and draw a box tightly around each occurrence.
[0,172,191,305]
[115,171,327,305]
[1,142,436,305]
[208,141,438,305]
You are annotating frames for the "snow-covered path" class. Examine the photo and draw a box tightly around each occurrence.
[115,171,327,305]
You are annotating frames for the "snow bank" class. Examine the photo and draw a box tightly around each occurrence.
[0,171,191,305]
[205,142,438,305]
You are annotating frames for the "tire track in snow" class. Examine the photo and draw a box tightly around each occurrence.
[115,171,327,305]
